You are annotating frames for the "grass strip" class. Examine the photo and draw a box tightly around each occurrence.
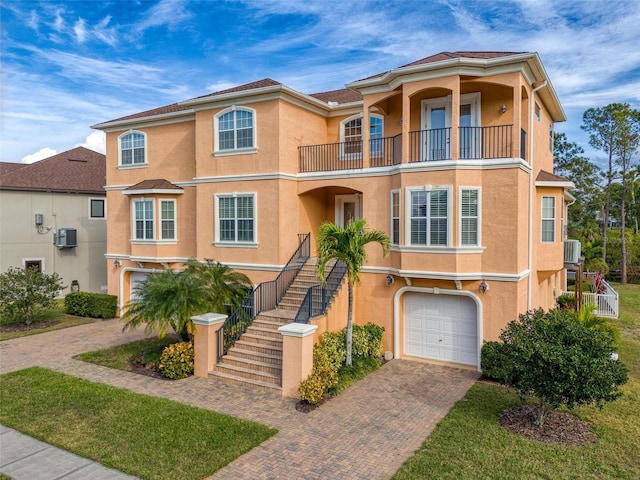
[0,367,277,480]
[74,336,179,370]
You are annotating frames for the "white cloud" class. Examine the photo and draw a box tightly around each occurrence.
[21,147,57,164]
[78,131,106,154]
[73,18,87,43]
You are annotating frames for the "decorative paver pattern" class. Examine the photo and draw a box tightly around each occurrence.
[0,319,479,480]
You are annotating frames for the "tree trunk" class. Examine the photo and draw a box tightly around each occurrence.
[621,188,628,284]
[346,283,353,367]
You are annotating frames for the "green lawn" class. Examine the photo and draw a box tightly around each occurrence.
[74,336,179,371]
[0,300,98,341]
[393,283,640,480]
[0,367,277,480]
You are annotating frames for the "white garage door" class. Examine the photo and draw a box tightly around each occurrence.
[129,272,149,302]
[404,293,478,366]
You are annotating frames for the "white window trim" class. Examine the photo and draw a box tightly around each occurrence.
[458,187,481,247]
[541,196,556,244]
[118,130,147,167]
[88,197,107,220]
[391,189,400,245]
[159,199,177,241]
[405,185,452,248]
[213,106,258,156]
[131,197,155,242]
[214,192,258,247]
[22,257,45,273]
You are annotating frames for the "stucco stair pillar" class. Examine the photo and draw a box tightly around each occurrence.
[192,313,227,378]
[278,322,318,398]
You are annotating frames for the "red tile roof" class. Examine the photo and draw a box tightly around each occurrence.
[0,147,106,194]
[188,78,282,101]
[125,179,183,191]
[537,170,570,182]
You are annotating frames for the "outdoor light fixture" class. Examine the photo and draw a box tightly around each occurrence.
[479,280,489,294]
[113,259,122,268]
[385,275,395,286]
[501,104,507,114]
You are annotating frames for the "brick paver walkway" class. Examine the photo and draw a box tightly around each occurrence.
[0,319,479,480]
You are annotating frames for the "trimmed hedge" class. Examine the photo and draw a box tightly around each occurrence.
[65,292,118,319]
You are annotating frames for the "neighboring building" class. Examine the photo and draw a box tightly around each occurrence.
[93,51,574,374]
[0,147,107,295]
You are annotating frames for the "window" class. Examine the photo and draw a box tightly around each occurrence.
[89,198,106,219]
[409,188,449,246]
[119,131,146,166]
[535,102,541,121]
[160,200,176,240]
[216,193,255,244]
[340,114,384,158]
[460,189,480,246]
[391,190,400,245]
[542,196,555,243]
[23,259,43,272]
[133,199,154,240]
[549,124,554,151]
[214,107,256,154]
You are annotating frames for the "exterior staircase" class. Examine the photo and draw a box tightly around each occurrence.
[208,258,328,393]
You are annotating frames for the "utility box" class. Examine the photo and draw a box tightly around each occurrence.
[57,228,77,248]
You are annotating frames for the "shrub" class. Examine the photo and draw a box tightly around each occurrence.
[574,306,620,346]
[65,292,117,318]
[585,257,609,276]
[0,267,65,324]
[158,342,194,379]
[555,293,576,310]
[298,323,384,404]
[481,308,628,425]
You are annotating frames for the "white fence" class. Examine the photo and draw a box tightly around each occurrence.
[562,279,619,318]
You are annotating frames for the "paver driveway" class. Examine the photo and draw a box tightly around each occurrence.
[0,319,479,479]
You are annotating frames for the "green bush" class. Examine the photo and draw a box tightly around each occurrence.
[158,342,194,379]
[65,292,117,319]
[0,267,65,324]
[555,293,576,310]
[298,323,384,404]
[481,308,628,425]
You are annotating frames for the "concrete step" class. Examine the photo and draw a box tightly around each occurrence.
[214,362,282,385]
[221,356,281,375]
[208,370,282,393]
[253,318,289,330]
[234,339,283,356]
[226,347,282,366]
[240,333,282,348]
[246,325,282,339]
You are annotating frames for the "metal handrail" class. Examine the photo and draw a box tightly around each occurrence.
[217,233,311,360]
[294,260,348,323]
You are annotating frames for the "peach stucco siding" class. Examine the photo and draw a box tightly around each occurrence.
[96,52,570,371]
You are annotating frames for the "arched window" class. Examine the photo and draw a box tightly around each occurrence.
[340,114,384,158]
[119,131,146,166]
[214,107,256,154]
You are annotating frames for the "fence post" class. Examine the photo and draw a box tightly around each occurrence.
[279,323,318,398]
[192,313,227,378]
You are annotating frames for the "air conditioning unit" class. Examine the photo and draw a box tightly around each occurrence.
[564,239,581,264]
[57,228,77,248]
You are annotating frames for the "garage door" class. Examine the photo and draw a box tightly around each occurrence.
[404,293,478,366]
[129,272,149,302]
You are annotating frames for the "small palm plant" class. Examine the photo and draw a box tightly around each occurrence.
[316,219,390,366]
[122,259,252,341]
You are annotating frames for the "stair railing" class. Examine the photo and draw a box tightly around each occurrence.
[217,233,310,361]
[294,260,348,323]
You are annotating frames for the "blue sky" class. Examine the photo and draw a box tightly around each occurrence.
[1,0,639,166]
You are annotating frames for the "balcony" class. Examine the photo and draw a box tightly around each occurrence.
[299,125,517,173]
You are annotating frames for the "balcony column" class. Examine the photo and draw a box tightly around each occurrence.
[362,101,372,169]
[512,81,522,159]
[401,85,410,164]
[450,80,460,160]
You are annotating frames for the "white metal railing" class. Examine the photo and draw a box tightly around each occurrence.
[562,278,619,318]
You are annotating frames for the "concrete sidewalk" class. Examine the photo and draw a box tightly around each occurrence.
[0,319,479,480]
[0,425,136,479]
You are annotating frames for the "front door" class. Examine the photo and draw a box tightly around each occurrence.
[335,194,361,227]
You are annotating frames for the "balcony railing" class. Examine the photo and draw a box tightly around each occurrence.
[299,125,515,172]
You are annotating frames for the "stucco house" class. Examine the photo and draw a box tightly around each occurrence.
[0,147,107,295]
[93,51,576,392]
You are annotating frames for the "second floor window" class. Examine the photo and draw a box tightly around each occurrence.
[340,114,384,158]
[217,194,255,243]
[391,190,400,245]
[160,200,176,240]
[215,107,255,153]
[460,189,480,246]
[542,196,555,243]
[409,189,449,247]
[120,131,146,166]
[134,199,154,240]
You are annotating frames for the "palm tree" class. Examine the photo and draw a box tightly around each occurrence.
[316,219,390,366]
[122,259,252,341]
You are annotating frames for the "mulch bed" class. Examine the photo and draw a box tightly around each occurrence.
[499,405,597,446]
[127,353,173,380]
[295,395,333,413]
[0,320,60,333]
